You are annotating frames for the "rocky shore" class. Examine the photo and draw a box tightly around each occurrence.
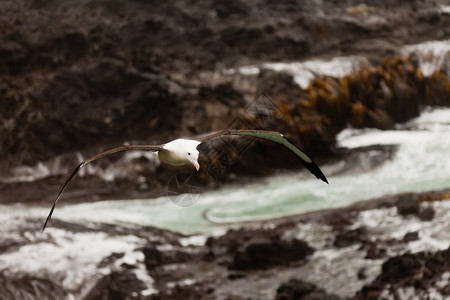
[1,0,450,299]
[0,190,449,299]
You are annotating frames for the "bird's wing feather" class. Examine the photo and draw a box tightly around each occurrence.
[198,130,328,184]
[42,144,163,231]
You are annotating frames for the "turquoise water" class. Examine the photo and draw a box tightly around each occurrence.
[2,108,450,234]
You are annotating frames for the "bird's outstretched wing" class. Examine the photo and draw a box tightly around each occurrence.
[42,144,164,231]
[198,129,328,184]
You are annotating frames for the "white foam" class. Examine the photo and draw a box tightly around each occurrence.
[440,5,450,14]
[304,245,383,297]
[402,40,450,76]
[263,56,369,89]
[414,107,450,125]
[179,235,207,247]
[166,278,196,289]
[354,200,450,253]
[0,228,145,295]
[227,56,369,89]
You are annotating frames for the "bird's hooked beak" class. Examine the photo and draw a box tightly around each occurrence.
[192,158,200,171]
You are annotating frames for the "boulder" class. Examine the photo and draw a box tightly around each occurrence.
[276,278,341,300]
[231,237,314,270]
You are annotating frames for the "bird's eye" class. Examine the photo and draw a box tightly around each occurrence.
[188,152,191,155]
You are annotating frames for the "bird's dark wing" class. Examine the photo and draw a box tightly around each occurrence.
[42,144,164,231]
[198,129,328,184]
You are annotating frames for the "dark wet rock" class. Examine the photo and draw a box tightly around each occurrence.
[418,206,435,221]
[276,279,315,300]
[0,273,67,300]
[403,231,419,243]
[205,227,272,261]
[356,247,450,299]
[0,60,186,170]
[204,227,314,270]
[396,197,436,221]
[396,197,420,216]
[231,237,314,270]
[152,283,212,300]
[107,271,147,299]
[227,272,246,280]
[276,278,342,300]
[334,226,368,248]
[84,270,147,300]
[356,285,383,300]
[256,70,307,105]
[363,241,387,260]
[323,212,357,231]
[380,253,423,281]
[97,252,125,269]
[441,283,450,296]
[357,267,367,280]
[143,245,194,271]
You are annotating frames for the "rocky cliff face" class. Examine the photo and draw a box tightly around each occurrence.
[1,0,449,174]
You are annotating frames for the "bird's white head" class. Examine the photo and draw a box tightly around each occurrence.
[159,139,201,171]
[185,143,200,171]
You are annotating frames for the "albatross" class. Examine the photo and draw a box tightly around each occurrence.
[42,129,328,231]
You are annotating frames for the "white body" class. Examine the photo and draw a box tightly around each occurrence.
[157,139,201,170]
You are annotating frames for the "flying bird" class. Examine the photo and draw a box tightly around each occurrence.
[42,129,328,231]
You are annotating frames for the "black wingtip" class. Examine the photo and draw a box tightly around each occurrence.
[305,161,329,184]
[42,204,55,232]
